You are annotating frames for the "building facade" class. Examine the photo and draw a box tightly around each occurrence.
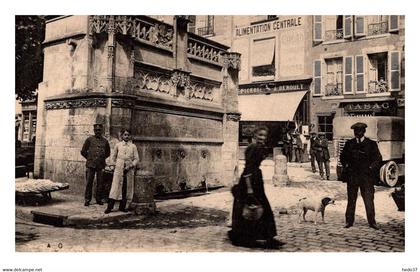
[309,15,405,141]
[34,15,241,194]
[192,15,405,156]
[190,16,314,154]
[17,99,37,144]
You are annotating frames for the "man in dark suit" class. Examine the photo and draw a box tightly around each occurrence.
[81,123,111,206]
[309,131,321,173]
[317,132,330,180]
[340,122,382,230]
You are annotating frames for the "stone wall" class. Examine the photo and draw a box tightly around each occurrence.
[35,15,240,195]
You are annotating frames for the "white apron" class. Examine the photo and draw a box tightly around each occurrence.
[109,141,139,203]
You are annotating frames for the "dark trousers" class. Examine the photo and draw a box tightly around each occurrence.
[85,167,105,202]
[345,181,376,226]
[320,160,330,178]
[310,151,317,172]
[295,148,303,163]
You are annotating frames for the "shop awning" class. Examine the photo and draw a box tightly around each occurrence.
[239,91,307,121]
[251,38,275,67]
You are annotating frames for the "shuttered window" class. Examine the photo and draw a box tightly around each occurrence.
[389,51,401,91]
[355,16,366,36]
[344,56,353,93]
[356,55,365,92]
[389,15,399,32]
[251,38,276,77]
[344,15,353,39]
[313,60,322,95]
[313,16,323,42]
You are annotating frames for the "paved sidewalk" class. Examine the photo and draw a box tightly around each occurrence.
[15,161,404,252]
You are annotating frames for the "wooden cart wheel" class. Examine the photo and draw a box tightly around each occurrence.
[380,161,399,187]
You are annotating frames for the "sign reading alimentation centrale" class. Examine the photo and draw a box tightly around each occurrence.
[235,16,303,37]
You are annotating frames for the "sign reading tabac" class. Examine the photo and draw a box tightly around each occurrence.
[235,17,303,37]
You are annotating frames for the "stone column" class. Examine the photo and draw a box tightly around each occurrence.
[272,154,290,186]
[130,170,156,215]
[221,52,241,186]
[173,15,190,71]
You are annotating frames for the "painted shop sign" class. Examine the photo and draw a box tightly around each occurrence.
[344,101,393,112]
[239,83,307,95]
[235,17,303,37]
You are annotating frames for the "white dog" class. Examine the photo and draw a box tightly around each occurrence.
[297,196,335,224]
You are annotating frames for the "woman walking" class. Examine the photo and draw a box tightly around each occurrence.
[105,129,139,214]
[228,126,282,248]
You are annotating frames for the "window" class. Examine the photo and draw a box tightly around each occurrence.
[325,58,343,96]
[188,16,196,33]
[313,60,322,95]
[197,16,215,36]
[318,115,334,141]
[251,38,276,79]
[368,52,388,93]
[324,15,344,41]
[367,16,388,36]
[23,114,30,142]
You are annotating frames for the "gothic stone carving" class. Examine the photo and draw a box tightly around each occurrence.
[226,112,241,122]
[187,39,224,64]
[45,98,107,110]
[89,16,174,50]
[132,69,217,102]
[111,99,135,108]
[223,52,241,70]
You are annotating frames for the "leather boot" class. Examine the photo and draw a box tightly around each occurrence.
[104,199,115,214]
[119,200,128,212]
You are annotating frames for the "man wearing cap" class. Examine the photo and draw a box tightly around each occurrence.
[81,123,111,206]
[340,122,382,230]
[309,131,321,173]
[317,132,330,180]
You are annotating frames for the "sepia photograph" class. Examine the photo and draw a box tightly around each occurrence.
[2,1,419,271]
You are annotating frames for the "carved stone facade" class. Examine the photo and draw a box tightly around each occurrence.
[35,16,239,195]
[223,52,241,70]
[132,68,219,102]
[226,112,241,122]
[45,98,107,110]
[89,15,174,51]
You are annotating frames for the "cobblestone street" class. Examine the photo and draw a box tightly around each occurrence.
[15,161,405,252]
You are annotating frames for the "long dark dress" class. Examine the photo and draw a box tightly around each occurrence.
[229,143,277,245]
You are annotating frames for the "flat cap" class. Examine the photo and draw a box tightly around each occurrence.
[350,122,367,129]
[309,131,317,135]
[93,123,103,128]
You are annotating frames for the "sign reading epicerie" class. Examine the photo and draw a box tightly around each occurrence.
[235,17,303,37]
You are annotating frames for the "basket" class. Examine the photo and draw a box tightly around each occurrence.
[242,203,264,221]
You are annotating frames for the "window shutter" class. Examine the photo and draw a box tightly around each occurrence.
[389,51,401,92]
[354,16,366,37]
[313,16,323,42]
[355,55,365,92]
[389,15,399,32]
[313,60,322,95]
[344,56,353,93]
[344,16,353,39]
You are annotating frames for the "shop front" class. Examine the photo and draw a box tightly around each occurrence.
[238,80,310,158]
[340,97,398,117]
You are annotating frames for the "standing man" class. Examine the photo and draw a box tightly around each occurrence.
[318,132,330,180]
[81,123,111,206]
[294,132,304,163]
[340,122,382,230]
[282,128,293,162]
[309,131,320,173]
